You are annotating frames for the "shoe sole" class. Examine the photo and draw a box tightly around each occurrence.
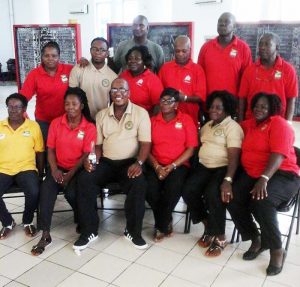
[132,242,148,250]
[73,235,98,251]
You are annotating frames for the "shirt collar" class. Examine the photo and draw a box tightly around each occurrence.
[109,100,133,117]
[38,63,64,76]
[208,115,232,128]
[256,56,283,68]
[61,114,88,130]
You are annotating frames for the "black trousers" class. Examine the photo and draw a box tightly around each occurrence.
[227,169,300,250]
[146,165,188,233]
[77,157,147,238]
[182,163,227,235]
[38,169,78,232]
[0,171,39,226]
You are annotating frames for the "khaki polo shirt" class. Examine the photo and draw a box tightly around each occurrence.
[96,101,151,160]
[199,116,244,168]
[69,62,117,118]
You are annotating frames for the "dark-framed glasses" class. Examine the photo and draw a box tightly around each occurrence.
[160,98,176,105]
[7,105,23,111]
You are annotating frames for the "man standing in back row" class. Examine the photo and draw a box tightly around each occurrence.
[159,35,206,127]
[198,12,252,97]
[113,15,165,74]
[69,37,117,119]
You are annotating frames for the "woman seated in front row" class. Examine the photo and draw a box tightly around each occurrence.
[183,90,243,257]
[226,93,300,276]
[31,87,96,256]
[146,87,198,242]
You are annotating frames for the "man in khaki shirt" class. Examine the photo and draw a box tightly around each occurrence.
[73,78,151,251]
[69,37,117,118]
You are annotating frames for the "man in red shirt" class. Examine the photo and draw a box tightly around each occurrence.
[159,35,206,126]
[198,12,252,97]
[238,32,298,121]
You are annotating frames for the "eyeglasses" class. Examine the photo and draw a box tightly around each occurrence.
[110,88,129,94]
[7,105,23,111]
[90,47,108,53]
[160,98,176,105]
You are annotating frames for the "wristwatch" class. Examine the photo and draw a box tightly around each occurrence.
[224,176,233,183]
[137,160,143,166]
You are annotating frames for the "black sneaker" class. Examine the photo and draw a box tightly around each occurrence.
[73,233,98,250]
[124,229,148,250]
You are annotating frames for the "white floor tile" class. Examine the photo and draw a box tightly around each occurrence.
[104,237,147,261]
[0,250,42,279]
[100,214,127,236]
[4,281,27,287]
[88,230,119,251]
[112,263,167,287]
[78,252,131,283]
[212,266,265,287]
[285,243,300,266]
[226,248,269,278]
[171,255,223,286]
[136,245,184,273]
[47,242,99,270]
[57,272,109,287]
[0,275,11,287]
[16,261,73,287]
[0,243,14,258]
[160,275,205,287]
[263,280,291,287]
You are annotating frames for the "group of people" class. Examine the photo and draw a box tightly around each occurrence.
[0,11,300,278]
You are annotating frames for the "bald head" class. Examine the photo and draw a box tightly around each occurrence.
[132,15,149,39]
[174,35,191,49]
[217,12,236,37]
[174,35,191,66]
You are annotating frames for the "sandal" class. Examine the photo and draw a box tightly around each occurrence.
[31,236,52,256]
[197,233,214,248]
[154,229,165,242]
[205,238,227,257]
[166,221,173,238]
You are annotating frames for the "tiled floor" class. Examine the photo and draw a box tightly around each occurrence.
[0,84,300,287]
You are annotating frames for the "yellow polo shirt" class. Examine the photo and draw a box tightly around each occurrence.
[0,119,44,175]
[96,101,151,160]
[199,116,244,168]
[69,62,117,118]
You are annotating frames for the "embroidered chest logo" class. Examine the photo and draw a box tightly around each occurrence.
[136,79,143,86]
[183,75,191,84]
[77,130,85,139]
[175,122,183,129]
[0,133,6,140]
[274,70,282,80]
[22,130,31,137]
[229,49,237,57]
[214,128,224,137]
[261,124,268,131]
[102,79,110,87]
[125,121,133,130]
[61,74,68,83]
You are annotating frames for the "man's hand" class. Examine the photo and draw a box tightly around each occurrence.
[220,181,233,203]
[51,169,64,184]
[127,162,142,178]
[83,157,97,173]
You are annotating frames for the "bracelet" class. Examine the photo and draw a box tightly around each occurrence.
[172,162,177,170]
[287,120,293,125]
[260,174,270,181]
[184,95,188,102]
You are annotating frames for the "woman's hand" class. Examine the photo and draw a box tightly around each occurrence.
[250,178,268,200]
[51,169,64,184]
[155,165,168,180]
[62,171,74,186]
[220,180,233,203]
[78,57,89,68]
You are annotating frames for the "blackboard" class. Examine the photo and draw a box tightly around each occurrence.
[235,22,300,118]
[107,22,194,62]
[13,24,81,89]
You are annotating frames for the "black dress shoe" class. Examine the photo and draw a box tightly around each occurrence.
[266,251,286,276]
[243,247,266,260]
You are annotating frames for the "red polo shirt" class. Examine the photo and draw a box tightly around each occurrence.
[241,116,299,178]
[151,111,198,166]
[238,56,298,119]
[20,63,73,123]
[159,59,206,126]
[120,69,163,113]
[198,36,252,96]
[47,114,97,170]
